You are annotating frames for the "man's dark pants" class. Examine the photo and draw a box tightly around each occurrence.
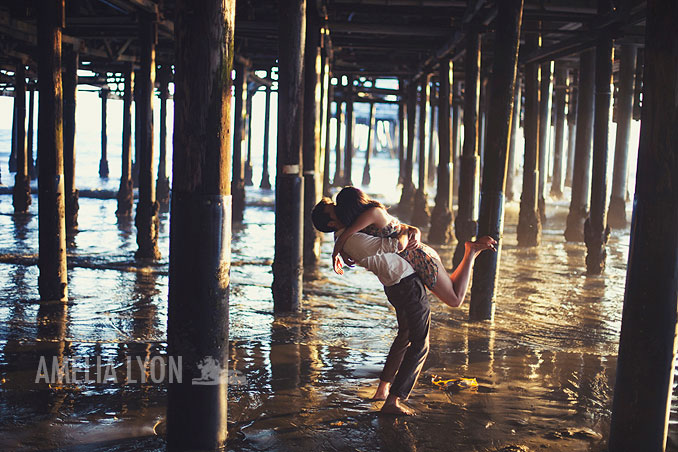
[380,273,431,399]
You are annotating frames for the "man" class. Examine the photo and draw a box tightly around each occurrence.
[312,198,429,415]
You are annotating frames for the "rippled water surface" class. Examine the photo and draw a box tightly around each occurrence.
[0,148,675,451]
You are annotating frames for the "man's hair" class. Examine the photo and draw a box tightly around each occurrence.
[311,198,336,232]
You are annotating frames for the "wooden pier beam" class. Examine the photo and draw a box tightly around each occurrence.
[321,59,332,198]
[344,77,354,186]
[537,58,553,222]
[398,78,406,185]
[584,0,614,275]
[166,0,234,448]
[506,77,521,202]
[608,45,637,229]
[117,67,134,216]
[27,85,36,180]
[273,0,306,313]
[565,69,578,187]
[37,0,67,302]
[550,62,567,199]
[63,49,78,229]
[303,6,322,272]
[156,65,171,209]
[429,58,455,244]
[397,81,417,215]
[361,102,376,186]
[99,87,110,178]
[427,83,437,186]
[244,91,254,187]
[261,70,273,190]
[609,1,678,448]
[232,61,248,222]
[134,11,160,260]
[469,0,523,321]
[454,23,481,264]
[12,62,31,214]
[565,51,594,242]
[517,27,542,247]
[451,82,462,199]
[333,97,344,185]
[411,76,432,226]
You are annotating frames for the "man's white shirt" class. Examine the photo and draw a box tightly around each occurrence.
[335,229,415,287]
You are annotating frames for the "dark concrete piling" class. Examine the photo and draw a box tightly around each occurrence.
[134,11,160,260]
[565,50,595,242]
[12,62,31,214]
[99,87,110,178]
[63,49,78,229]
[166,0,234,448]
[156,66,171,209]
[429,58,455,245]
[516,29,542,247]
[550,62,567,199]
[303,7,322,273]
[132,68,141,188]
[117,67,134,216]
[584,2,613,275]
[608,44,637,229]
[537,59,553,222]
[361,102,376,186]
[37,0,68,302]
[609,2,678,448]
[232,61,248,222]
[272,0,306,313]
[9,92,17,173]
[261,73,273,190]
[454,23,482,265]
[412,77,431,227]
[398,81,417,215]
[469,0,523,321]
[27,86,36,180]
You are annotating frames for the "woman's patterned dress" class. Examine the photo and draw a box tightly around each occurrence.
[362,218,441,290]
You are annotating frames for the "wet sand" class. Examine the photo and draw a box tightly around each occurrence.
[0,156,676,451]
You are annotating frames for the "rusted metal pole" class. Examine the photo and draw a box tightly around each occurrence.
[303,7,321,273]
[565,52,594,242]
[63,49,78,229]
[362,102,376,186]
[517,28,542,247]
[429,58,455,244]
[454,23,481,264]
[232,61,247,222]
[608,45,637,229]
[12,62,31,214]
[261,73,272,190]
[550,62,567,199]
[273,0,306,313]
[99,87,110,178]
[537,59,553,222]
[412,76,431,227]
[398,81,416,215]
[470,0,523,320]
[167,0,234,448]
[117,67,134,216]
[244,92,254,187]
[27,85,35,180]
[584,0,613,274]
[344,77,354,185]
[135,11,160,260]
[609,2,678,448]
[37,0,67,302]
[156,66,171,209]
[506,77,521,202]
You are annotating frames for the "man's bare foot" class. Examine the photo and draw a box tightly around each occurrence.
[371,380,390,401]
[380,395,415,416]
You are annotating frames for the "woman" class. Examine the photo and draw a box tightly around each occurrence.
[332,186,496,308]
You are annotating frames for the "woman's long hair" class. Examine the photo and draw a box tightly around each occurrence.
[335,186,384,227]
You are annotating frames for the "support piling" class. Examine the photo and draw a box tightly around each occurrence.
[12,62,31,214]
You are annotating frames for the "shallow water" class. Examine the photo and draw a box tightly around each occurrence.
[0,148,676,451]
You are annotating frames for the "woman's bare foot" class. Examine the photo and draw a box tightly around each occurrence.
[371,380,390,401]
[380,395,416,415]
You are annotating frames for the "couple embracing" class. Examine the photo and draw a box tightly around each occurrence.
[312,187,495,415]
